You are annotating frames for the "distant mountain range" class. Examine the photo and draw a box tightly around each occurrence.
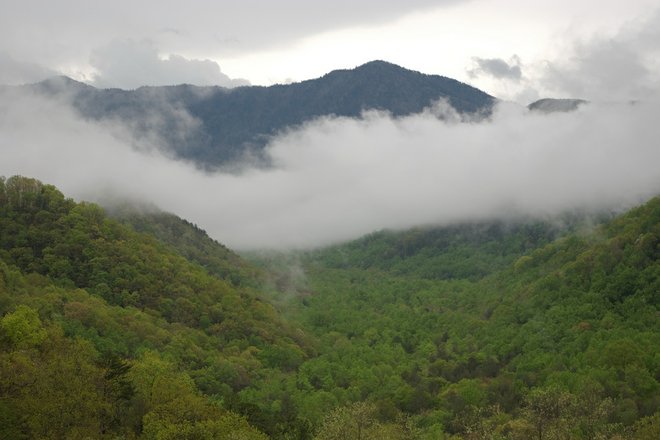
[528,98,588,113]
[20,61,495,167]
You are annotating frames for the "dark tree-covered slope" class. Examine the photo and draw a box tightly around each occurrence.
[108,204,263,288]
[307,219,576,281]
[23,61,495,166]
[528,98,588,113]
[0,176,313,439]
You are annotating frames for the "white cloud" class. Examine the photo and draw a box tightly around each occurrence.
[540,9,660,101]
[1,91,659,250]
[90,39,249,89]
[478,8,660,103]
[468,56,522,80]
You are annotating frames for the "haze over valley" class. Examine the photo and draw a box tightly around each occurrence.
[1,66,659,248]
[0,1,658,439]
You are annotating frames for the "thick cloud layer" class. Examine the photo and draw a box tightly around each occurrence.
[1,91,659,250]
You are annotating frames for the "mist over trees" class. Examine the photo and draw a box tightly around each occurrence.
[20,61,494,167]
[1,1,660,438]
[1,176,658,438]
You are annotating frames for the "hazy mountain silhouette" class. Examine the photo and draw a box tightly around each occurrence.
[528,98,588,113]
[25,61,495,167]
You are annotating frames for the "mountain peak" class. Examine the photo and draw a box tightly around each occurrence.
[355,59,407,70]
[19,62,495,166]
[528,98,588,113]
[323,60,426,80]
[31,75,94,95]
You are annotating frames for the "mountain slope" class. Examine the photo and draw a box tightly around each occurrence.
[306,219,577,280]
[2,175,657,438]
[263,197,659,438]
[24,61,495,166]
[109,204,263,287]
[0,176,312,438]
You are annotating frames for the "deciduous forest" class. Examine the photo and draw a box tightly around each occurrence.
[1,175,657,439]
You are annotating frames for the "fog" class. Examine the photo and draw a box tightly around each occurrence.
[1,90,659,250]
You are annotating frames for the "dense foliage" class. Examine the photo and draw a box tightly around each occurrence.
[1,175,658,439]
[110,205,263,287]
[255,199,659,438]
[24,60,494,166]
[308,220,572,280]
[0,176,311,439]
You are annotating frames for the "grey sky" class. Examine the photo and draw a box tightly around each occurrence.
[89,39,250,89]
[0,0,657,98]
[0,0,457,83]
[541,8,660,101]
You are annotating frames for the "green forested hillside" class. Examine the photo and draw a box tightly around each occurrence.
[308,220,573,280]
[1,176,658,439]
[110,205,263,287]
[283,198,659,438]
[0,176,311,439]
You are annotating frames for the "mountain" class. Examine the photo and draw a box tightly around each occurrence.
[23,61,495,167]
[528,98,588,113]
[306,219,574,281]
[108,203,263,287]
[281,197,659,438]
[0,176,311,439]
[2,175,657,438]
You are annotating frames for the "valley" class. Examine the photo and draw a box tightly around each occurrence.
[1,176,657,439]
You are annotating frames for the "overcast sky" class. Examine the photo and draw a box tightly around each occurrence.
[1,0,658,101]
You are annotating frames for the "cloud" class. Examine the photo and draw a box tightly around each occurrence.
[1,90,659,251]
[468,56,522,80]
[540,9,660,101]
[461,8,660,104]
[90,39,249,89]
[0,52,57,85]
[0,0,460,82]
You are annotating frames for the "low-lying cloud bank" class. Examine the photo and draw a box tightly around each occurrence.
[1,91,659,250]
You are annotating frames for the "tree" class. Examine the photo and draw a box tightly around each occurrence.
[0,305,47,349]
[523,387,574,440]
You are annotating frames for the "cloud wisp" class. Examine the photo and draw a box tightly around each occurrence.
[1,91,659,250]
[474,7,660,103]
[468,56,522,81]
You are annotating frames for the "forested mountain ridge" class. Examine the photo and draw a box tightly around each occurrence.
[109,205,263,288]
[20,61,495,166]
[0,176,312,439]
[1,175,658,439]
[264,198,659,438]
[306,219,583,281]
